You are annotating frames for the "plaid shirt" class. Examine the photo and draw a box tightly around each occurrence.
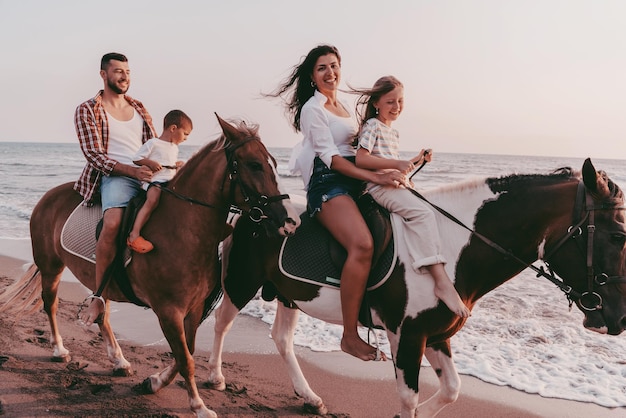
[73,90,156,205]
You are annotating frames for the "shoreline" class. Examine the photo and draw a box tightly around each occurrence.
[1,247,624,416]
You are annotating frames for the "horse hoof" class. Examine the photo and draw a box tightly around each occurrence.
[203,379,226,391]
[51,354,71,363]
[112,367,133,377]
[303,402,327,415]
[132,378,156,395]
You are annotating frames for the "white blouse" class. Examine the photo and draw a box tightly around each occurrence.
[289,90,357,189]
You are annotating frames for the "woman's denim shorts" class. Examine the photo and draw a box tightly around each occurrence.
[306,156,365,216]
[100,175,143,211]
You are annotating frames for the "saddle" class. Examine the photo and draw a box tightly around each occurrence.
[279,194,397,291]
[61,192,148,307]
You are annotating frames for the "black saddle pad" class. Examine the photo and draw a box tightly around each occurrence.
[279,206,396,291]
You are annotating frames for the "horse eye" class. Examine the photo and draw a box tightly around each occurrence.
[248,161,264,171]
[610,232,626,246]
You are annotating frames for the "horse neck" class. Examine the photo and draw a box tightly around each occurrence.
[424,177,578,303]
[162,145,232,237]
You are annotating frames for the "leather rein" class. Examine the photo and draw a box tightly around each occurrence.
[408,180,626,312]
[152,137,290,223]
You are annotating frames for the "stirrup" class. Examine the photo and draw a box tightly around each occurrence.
[86,294,106,307]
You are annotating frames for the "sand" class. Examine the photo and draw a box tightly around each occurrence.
[0,251,623,417]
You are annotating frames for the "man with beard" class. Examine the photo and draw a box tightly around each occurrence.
[74,52,157,326]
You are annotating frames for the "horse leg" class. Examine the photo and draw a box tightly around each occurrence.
[389,333,424,418]
[96,302,132,376]
[272,302,327,415]
[417,343,460,417]
[38,268,70,362]
[145,313,216,418]
[141,307,203,390]
[206,292,240,390]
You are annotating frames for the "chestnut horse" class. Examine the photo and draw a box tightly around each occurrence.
[0,115,299,418]
[206,158,626,417]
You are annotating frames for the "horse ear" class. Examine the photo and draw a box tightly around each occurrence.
[215,113,243,143]
[582,158,610,198]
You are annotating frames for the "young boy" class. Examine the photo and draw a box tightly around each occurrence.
[127,109,192,253]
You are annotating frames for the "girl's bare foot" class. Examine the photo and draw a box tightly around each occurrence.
[435,286,470,317]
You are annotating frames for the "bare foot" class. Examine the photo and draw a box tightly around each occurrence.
[79,297,105,326]
[340,335,387,361]
[435,286,470,318]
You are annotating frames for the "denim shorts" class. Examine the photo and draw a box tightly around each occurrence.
[306,156,365,216]
[100,175,143,211]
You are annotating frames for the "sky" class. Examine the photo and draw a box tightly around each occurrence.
[1,0,625,159]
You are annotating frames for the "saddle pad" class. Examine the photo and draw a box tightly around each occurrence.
[278,215,397,290]
[60,202,131,265]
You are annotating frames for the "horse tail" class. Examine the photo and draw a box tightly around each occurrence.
[0,263,43,317]
[201,280,224,323]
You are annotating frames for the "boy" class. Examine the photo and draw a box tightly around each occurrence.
[127,109,192,253]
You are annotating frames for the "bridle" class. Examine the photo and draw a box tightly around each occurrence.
[541,181,626,311]
[408,179,626,313]
[153,137,290,223]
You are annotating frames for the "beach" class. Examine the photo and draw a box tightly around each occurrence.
[1,243,624,418]
[2,144,626,417]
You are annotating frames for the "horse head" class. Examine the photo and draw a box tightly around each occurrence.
[548,158,626,335]
[215,114,300,237]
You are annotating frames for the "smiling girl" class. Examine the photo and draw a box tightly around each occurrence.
[354,76,470,318]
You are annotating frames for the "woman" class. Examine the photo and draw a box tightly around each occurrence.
[271,45,404,361]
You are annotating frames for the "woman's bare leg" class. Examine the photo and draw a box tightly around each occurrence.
[316,195,385,361]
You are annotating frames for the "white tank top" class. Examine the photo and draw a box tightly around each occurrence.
[106,109,144,165]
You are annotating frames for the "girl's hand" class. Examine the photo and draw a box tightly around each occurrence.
[423,148,433,163]
[396,159,415,174]
[175,160,184,169]
[411,148,433,165]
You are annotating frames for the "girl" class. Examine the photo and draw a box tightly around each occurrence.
[354,76,470,317]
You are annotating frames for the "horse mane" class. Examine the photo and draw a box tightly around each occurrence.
[173,118,261,178]
[486,167,578,194]
[425,165,623,206]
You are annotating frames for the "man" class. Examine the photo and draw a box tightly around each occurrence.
[74,52,157,326]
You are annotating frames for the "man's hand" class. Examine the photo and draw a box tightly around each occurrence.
[135,165,154,182]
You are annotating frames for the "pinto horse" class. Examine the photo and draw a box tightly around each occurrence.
[206,158,626,417]
[0,115,299,418]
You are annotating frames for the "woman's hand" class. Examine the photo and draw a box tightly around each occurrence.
[374,169,408,188]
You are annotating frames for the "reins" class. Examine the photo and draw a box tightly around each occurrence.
[407,171,626,312]
[152,137,290,222]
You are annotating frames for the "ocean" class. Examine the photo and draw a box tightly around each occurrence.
[1,141,626,409]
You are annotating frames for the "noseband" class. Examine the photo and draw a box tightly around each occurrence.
[542,181,626,311]
[153,137,289,222]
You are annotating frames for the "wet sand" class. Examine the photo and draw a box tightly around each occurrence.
[0,248,623,417]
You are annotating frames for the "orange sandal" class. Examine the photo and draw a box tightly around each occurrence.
[127,236,154,253]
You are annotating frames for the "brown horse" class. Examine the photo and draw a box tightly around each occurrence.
[0,115,300,418]
[206,158,626,417]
